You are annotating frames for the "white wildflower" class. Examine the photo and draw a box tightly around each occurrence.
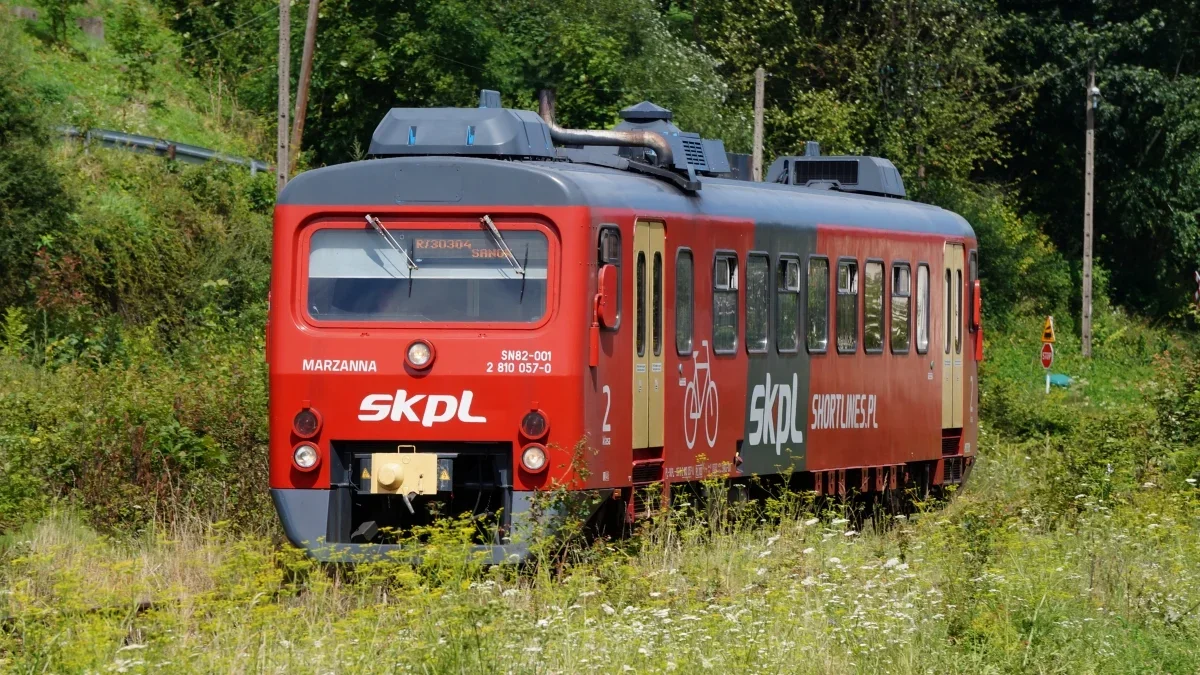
[802,547,815,555]
[804,518,819,526]
[883,558,900,568]
[767,535,781,546]
[602,604,616,615]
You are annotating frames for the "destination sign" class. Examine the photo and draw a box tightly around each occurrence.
[400,231,548,264]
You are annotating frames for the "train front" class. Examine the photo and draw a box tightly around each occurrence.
[267,117,589,560]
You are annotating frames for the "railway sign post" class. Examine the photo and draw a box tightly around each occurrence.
[1041,316,1056,393]
[1041,343,1055,393]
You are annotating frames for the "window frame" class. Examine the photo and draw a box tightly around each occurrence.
[916,262,930,354]
[889,261,912,355]
[776,254,802,354]
[597,225,622,331]
[745,251,771,355]
[636,250,647,357]
[712,250,740,355]
[806,254,830,354]
[301,219,557,330]
[836,256,860,355]
[944,267,952,356]
[675,247,694,356]
[955,268,963,356]
[652,250,663,357]
[862,257,886,355]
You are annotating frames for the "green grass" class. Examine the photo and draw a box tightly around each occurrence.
[3,0,267,156]
[1,316,1198,673]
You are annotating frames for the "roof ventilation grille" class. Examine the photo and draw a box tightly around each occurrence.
[609,101,730,176]
[765,142,906,199]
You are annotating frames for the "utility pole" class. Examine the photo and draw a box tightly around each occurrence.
[752,67,764,181]
[276,0,291,194]
[290,0,319,175]
[1082,64,1097,357]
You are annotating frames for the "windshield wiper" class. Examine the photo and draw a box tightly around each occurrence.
[365,214,418,273]
[480,215,525,276]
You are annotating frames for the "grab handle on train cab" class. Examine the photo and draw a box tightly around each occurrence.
[971,280,982,330]
[972,280,984,362]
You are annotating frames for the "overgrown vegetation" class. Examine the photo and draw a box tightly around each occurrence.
[2,326,1199,671]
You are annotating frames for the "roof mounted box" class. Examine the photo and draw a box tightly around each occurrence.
[368,108,555,159]
[766,147,906,199]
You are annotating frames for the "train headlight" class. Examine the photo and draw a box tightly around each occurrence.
[520,444,548,473]
[520,410,548,439]
[292,443,320,471]
[292,408,321,438]
[406,340,434,370]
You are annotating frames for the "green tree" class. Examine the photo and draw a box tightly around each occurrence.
[0,17,75,310]
[37,0,83,44]
[111,1,159,93]
[991,1,1200,316]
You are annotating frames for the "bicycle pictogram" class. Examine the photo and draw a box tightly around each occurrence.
[682,340,719,449]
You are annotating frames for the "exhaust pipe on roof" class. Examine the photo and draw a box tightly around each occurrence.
[537,89,674,167]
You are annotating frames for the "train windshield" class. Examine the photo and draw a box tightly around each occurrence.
[306,227,549,323]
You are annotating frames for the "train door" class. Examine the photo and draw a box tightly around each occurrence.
[941,243,965,430]
[632,220,665,449]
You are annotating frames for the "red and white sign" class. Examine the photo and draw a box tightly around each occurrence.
[1040,342,1055,370]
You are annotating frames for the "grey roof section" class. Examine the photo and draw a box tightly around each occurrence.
[278,157,584,206]
[280,155,974,239]
[368,107,554,158]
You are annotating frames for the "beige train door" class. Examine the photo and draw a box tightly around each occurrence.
[941,243,965,429]
[633,220,665,449]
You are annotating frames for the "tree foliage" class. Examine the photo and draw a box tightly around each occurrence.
[0,17,75,311]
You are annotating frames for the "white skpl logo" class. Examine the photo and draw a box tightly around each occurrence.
[748,373,804,454]
[358,390,487,427]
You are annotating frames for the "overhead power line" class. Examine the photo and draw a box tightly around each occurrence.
[180,5,277,50]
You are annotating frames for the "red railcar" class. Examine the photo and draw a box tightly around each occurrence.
[268,97,981,561]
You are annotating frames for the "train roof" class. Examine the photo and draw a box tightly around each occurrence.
[278,154,975,239]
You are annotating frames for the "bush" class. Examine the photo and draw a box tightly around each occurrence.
[30,150,272,342]
[0,320,271,534]
[0,17,76,310]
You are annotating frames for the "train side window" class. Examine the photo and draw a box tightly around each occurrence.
[806,256,829,353]
[891,263,911,353]
[916,264,930,353]
[955,269,963,355]
[675,249,693,355]
[746,253,770,353]
[636,252,647,357]
[653,251,663,356]
[968,250,978,332]
[944,269,952,355]
[776,256,801,353]
[598,227,621,328]
[713,253,739,354]
[863,260,884,354]
[836,258,859,354]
